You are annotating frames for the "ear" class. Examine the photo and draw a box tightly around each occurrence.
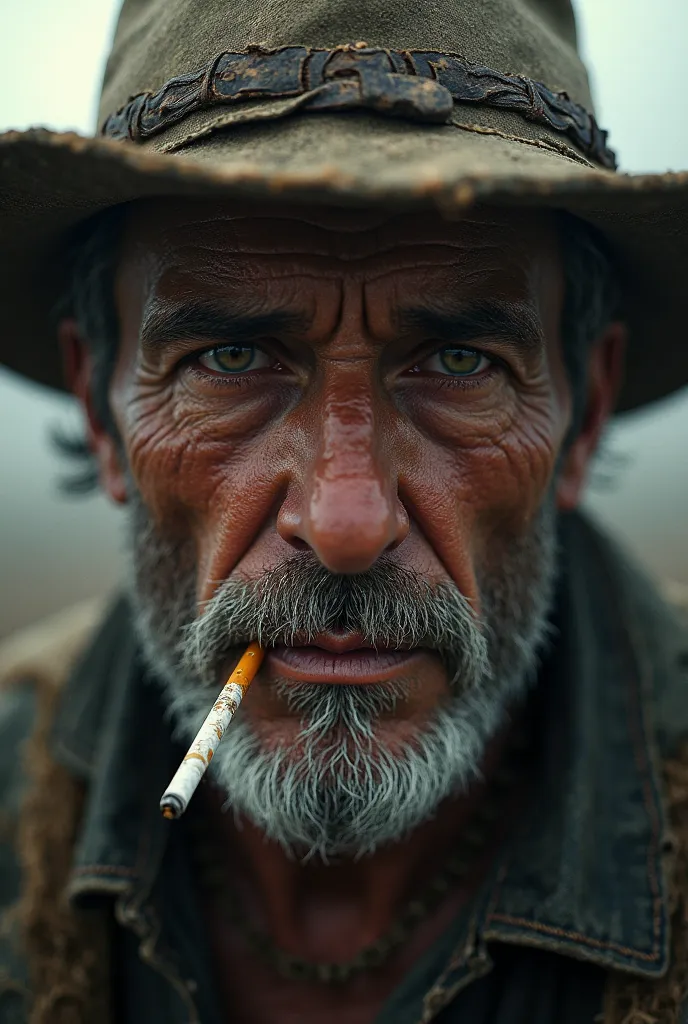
[556,321,627,511]
[58,317,128,505]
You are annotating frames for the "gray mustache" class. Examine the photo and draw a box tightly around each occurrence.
[181,556,489,688]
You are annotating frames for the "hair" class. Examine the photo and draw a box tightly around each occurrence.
[54,203,621,493]
[54,206,124,493]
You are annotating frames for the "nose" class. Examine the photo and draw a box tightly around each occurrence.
[277,388,409,574]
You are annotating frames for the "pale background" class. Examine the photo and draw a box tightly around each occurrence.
[1,0,687,637]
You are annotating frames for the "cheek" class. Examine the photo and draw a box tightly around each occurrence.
[403,376,566,499]
[397,381,566,597]
[111,373,300,584]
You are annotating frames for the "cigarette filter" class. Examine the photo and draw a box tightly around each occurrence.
[160,641,264,819]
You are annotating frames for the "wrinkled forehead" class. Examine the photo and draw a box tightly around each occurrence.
[115,198,564,329]
[118,197,560,264]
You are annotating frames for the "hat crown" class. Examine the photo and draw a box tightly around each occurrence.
[99,0,594,129]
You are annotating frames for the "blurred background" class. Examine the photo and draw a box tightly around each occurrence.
[0,0,687,637]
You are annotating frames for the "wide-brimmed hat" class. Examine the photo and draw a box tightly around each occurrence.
[1,0,687,411]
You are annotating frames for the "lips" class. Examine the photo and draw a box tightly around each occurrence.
[266,640,425,684]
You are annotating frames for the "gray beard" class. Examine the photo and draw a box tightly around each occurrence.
[124,486,558,859]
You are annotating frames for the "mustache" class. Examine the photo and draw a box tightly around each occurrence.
[181,554,490,687]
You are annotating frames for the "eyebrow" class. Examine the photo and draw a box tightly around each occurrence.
[139,301,309,349]
[398,301,545,352]
[138,298,544,355]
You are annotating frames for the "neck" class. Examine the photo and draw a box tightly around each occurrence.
[201,721,518,963]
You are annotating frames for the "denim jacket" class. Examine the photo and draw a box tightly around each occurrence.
[0,512,687,1023]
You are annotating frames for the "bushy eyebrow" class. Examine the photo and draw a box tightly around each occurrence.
[139,300,309,349]
[138,298,544,356]
[399,301,545,352]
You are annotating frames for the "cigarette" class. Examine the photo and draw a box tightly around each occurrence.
[160,641,264,820]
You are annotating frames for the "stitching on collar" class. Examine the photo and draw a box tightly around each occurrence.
[484,916,662,962]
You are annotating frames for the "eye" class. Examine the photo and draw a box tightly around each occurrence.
[418,347,491,377]
[197,344,273,375]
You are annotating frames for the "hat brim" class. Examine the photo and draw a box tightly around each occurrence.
[1,113,687,411]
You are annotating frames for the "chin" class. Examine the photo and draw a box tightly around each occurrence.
[205,689,505,859]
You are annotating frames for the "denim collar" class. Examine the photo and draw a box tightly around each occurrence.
[481,514,679,977]
[52,601,176,905]
[51,512,688,981]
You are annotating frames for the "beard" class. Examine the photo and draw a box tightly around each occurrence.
[124,484,558,859]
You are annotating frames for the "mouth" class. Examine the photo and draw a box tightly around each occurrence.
[266,633,427,684]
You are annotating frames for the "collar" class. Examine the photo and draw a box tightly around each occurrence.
[51,512,688,976]
[481,513,683,978]
[51,597,177,902]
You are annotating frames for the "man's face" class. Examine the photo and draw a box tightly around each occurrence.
[74,199,618,855]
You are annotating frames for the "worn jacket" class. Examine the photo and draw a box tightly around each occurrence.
[0,512,687,1024]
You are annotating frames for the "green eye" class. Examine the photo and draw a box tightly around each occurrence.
[197,344,276,375]
[207,345,254,372]
[415,346,490,378]
[438,348,485,375]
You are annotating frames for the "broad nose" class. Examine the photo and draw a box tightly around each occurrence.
[277,387,409,574]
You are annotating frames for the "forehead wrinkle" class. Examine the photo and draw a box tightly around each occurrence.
[123,211,555,338]
[123,201,559,282]
[143,242,514,297]
[132,210,530,266]
[136,251,540,351]
[360,252,511,290]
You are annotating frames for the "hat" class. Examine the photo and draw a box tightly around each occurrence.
[1,0,686,411]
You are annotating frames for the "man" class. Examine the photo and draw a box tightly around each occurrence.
[0,0,687,1020]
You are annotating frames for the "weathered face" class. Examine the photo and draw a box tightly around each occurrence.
[112,200,569,590]
[68,198,621,854]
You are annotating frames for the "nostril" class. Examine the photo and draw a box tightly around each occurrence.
[287,536,310,553]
